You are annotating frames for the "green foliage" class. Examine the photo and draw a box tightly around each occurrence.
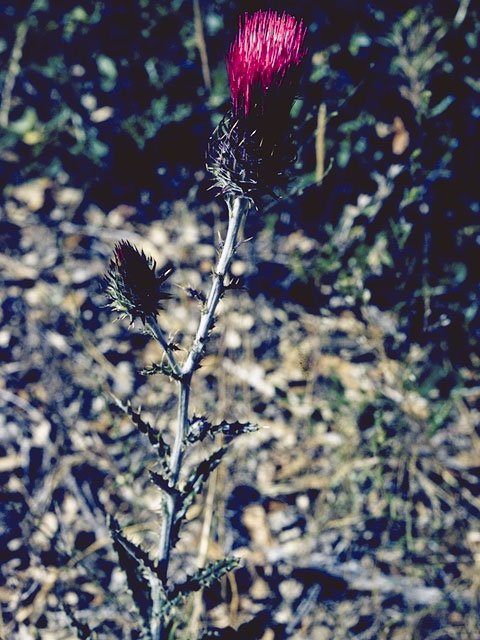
[0,0,226,205]
[279,2,479,367]
[110,513,238,636]
[184,447,227,494]
[107,399,244,633]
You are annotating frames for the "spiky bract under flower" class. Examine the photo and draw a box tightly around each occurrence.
[105,241,173,322]
[207,111,297,199]
[208,10,306,200]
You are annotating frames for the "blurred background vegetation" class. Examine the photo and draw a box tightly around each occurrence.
[1,0,478,372]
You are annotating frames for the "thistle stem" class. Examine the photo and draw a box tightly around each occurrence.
[154,196,250,639]
[146,317,183,380]
[182,196,251,376]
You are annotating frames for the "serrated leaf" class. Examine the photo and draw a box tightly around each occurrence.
[110,518,166,583]
[172,490,199,545]
[168,558,240,601]
[109,394,171,467]
[109,519,156,637]
[150,470,182,500]
[186,418,258,443]
[172,448,229,543]
[186,416,212,443]
[183,447,228,496]
[210,420,259,440]
[141,361,183,381]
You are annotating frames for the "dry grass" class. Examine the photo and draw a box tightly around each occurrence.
[0,179,479,639]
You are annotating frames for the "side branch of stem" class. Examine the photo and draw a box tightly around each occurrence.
[146,317,183,381]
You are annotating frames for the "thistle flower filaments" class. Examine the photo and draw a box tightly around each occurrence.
[208,10,307,199]
[227,10,307,119]
[105,240,173,323]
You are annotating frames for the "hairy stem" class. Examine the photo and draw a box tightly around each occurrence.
[183,196,251,375]
[146,317,183,380]
[154,196,250,638]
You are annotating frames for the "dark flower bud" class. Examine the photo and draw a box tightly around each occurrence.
[208,10,307,199]
[105,240,173,322]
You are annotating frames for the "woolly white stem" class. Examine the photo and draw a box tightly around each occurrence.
[154,196,250,639]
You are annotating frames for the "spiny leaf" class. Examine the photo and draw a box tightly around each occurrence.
[172,447,229,543]
[183,447,228,496]
[110,395,171,468]
[211,420,259,439]
[187,418,259,443]
[110,517,166,583]
[186,287,207,304]
[141,361,183,381]
[169,558,240,601]
[172,486,200,545]
[172,489,199,545]
[109,518,156,636]
[150,470,182,500]
[186,416,212,443]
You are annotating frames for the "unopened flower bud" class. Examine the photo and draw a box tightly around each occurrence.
[105,240,173,322]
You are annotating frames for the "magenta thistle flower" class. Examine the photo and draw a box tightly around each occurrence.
[227,10,307,118]
[208,10,307,199]
[105,241,173,322]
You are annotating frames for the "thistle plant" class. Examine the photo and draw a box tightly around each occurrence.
[103,10,306,639]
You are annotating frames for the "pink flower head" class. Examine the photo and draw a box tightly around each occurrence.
[207,10,306,199]
[227,10,307,118]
